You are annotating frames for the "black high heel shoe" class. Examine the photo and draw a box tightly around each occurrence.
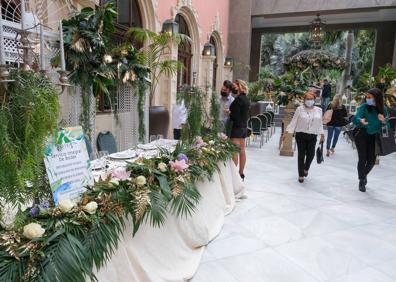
[240,173,245,182]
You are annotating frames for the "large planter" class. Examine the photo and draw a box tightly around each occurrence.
[250,102,261,116]
[149,106,170,138]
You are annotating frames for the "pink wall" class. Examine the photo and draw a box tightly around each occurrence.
[156,0,230,54]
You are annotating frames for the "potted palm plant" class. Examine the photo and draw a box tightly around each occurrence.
[128,28,191,138]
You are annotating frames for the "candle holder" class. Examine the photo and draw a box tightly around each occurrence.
[57,70,71,94]
[0,64,14,101]
[15,29,34,71]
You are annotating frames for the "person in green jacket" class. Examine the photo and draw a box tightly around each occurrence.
[352,88,388,192]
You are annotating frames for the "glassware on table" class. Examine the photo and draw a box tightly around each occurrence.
[97,151,109,159]
[150,135,157,143]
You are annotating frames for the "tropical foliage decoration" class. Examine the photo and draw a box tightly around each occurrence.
[177,85,208,143]
[0,135,238,281]
[354,64,396,107]
[58,3,150,140]
[0,70,59,206]
[128,27,191,106]
[209,90,222,134]
[248,66,276,102]
[285,50,346,73]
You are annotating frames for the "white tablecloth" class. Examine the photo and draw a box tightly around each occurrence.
[94,160,244,282]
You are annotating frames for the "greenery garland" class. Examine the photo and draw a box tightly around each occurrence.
[0,71,59,206]
[0,135,238,281]
[177,85,207,143]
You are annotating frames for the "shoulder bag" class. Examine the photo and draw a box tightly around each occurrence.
[316,142,324,164]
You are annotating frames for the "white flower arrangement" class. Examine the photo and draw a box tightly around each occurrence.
[158,162,168,172]
[135,176,147,186]
[58,199,75,213]
[83,201,98,215]
[23,223,45,239]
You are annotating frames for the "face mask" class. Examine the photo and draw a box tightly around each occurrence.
[220,91,228,97]
[231,88,238,95]
[366,98,376,106]
[305,100,315,107]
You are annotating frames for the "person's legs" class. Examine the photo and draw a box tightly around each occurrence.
[304,135,317,173]
[331,127,342,149]
[295,133,308,177]
[365,134,377,176]
[326,126,335,150]
[231,138,240,167]
[355,131,369,180]
[239,138,247,175]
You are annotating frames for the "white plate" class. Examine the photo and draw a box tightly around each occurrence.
[109,151,137,160]
[137,143,157,150]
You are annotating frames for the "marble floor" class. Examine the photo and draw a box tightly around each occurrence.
[192,130,396,282]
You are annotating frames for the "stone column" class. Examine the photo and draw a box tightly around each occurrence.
[280,102,295,157]
[223,65,233,83]
[200,55,216,117]
[373,22,396,75]
[156,42,178,138]
[228,0,253,81]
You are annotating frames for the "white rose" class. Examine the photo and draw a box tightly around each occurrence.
[23,223,45,240]
[83,201,98,215]
[158,162,168,172]
[135,176,147,186]
[58,199,75,213]
[103,54,113,63]
[110,179,120,186]
[208,140,215,145]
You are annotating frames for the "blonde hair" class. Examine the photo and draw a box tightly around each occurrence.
[235,79,249,94]
[331,95,342,110]
[304,91,316,100]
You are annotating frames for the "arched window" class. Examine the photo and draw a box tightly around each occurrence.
[175,14,192,88]
[210,35,218,91]
[101,0,142,41]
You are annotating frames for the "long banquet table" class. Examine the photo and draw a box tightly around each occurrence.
[92,147,245,281]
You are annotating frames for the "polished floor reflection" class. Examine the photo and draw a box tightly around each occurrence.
[192,130,396,282]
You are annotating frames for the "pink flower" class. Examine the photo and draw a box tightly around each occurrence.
[169,159,189,172]
[218,132,228,140]
[109,167,131,180]
[196,136,207,147]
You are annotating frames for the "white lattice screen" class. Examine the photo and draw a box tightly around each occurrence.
[115,84,140,150]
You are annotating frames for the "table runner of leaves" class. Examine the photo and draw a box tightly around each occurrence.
[0,135,238,281]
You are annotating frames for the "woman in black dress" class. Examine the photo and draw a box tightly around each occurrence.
[229,79,250,180]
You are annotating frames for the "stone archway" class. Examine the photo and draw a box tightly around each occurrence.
[174,6,201,85]
[209,30,225,93]
[137,0,157,31]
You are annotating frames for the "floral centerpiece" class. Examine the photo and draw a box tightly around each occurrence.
[0,134,238,281]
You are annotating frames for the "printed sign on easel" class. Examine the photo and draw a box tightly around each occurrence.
[44,127,93,204]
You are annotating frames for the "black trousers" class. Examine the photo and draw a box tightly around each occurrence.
[295,132,317,177]
[354,128,376,180]
[173,128,182,140]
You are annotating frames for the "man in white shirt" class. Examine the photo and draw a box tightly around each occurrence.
[219,80,235,133]
[172,102,187,140]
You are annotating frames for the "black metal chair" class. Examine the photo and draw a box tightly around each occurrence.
[257,114,270,142]
[247,117,264,148]
[96,131,117,154]
[267,111,276,134]
[262,112,273,137]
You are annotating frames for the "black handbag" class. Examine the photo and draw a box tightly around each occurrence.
[316,142,324,164]
[376,127,396,156]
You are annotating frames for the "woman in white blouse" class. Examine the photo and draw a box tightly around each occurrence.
[283,91,325,183]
